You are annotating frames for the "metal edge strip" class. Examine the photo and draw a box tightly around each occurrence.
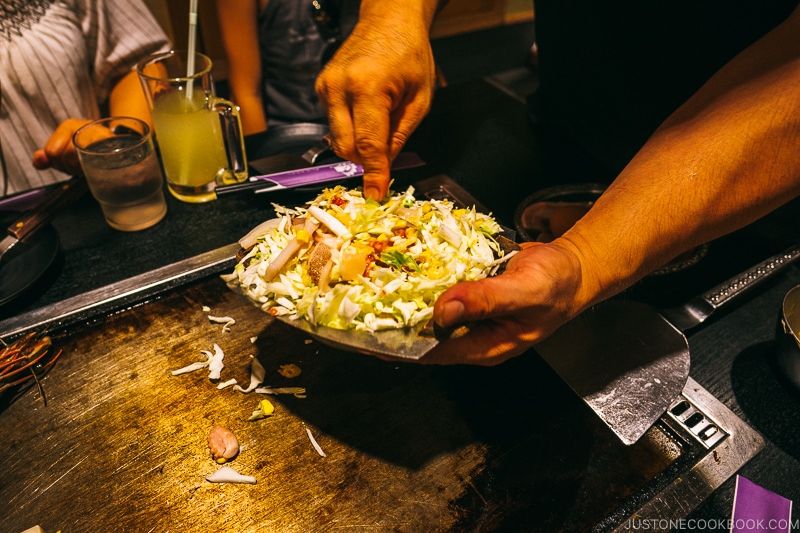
[0,175,499,342]
[611,377,766,532]
[0,243,240,340]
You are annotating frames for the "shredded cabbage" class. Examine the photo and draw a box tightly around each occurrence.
[222,185,508,332]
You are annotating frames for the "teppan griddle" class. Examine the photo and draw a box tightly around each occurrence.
[0,177,763,532]
[0,277,764,532]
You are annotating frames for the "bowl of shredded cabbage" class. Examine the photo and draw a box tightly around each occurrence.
[222,184,517,357]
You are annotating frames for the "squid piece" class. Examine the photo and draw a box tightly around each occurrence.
[263,218,320,281]
[206,466,256,484]
[308,205,350,238]
[234,356,266,393]
[204,344,225,381]
[207,315,236,333]
[238,218,282,250]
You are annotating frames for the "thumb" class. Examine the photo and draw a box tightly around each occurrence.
[434,276,513,328]
[434,243,546,326]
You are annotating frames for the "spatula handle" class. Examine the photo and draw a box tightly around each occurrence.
[670,244,800,331]
[702,244,800,308]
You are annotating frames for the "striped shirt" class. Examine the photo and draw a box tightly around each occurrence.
[0,0,170,196]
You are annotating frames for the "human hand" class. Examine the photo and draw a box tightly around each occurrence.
[32,118,92,175]
[414,242,588,366]
[315,15,437,201]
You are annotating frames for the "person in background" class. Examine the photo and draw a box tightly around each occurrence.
[314,0,800,364]
[214,0,360,135]
[0,0,171,197]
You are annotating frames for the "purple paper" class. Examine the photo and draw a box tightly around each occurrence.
[731,476,793,533]
[0,187,49,212]
[250,152,425,194]
[267,161,365,189]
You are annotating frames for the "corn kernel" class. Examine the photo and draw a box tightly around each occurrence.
[259,399,275,416]
[334,211,350,226]
[296,229,311,243]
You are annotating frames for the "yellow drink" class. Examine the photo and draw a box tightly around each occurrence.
[150,90,228,203]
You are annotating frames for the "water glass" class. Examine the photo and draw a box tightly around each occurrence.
[73,117,167,231]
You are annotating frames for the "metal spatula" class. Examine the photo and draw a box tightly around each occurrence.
[535,244,800,445]
[248,136,332,175]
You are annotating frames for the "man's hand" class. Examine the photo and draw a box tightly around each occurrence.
[315,6,437,201]
[416,242,587,366]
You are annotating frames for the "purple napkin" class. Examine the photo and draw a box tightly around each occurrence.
[731,476,793,533]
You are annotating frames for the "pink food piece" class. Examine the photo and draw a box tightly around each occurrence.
[208,425,239,461]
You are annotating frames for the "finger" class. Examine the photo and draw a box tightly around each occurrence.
[44,142,81,174]
[419,319,532,366]
[32,149,50,169]
[387,82,433,160]
[351,91,393,201]
[42,134,72,171]
[433,274,529,328]
[315,70,358,163]
[434,242,578,330]
[41,119,87,174]
[61,150,82,175]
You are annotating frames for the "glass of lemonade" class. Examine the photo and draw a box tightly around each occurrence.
[137,50,247,203]
[73,117,167,231]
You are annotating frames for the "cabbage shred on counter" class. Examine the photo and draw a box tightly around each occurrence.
[222,185,512,332]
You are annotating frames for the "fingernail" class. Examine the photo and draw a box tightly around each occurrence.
[365,186,381,201]
[437,300,465,327]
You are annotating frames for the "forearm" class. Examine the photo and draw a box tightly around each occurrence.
[227,63,266,134]
[109,70,152,126]
[562,5,800,309]
[358,0,444,32]
[232,91,267,135]
[215,0,266,134]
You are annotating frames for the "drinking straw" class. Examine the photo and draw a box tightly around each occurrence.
[186,0,198,99]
